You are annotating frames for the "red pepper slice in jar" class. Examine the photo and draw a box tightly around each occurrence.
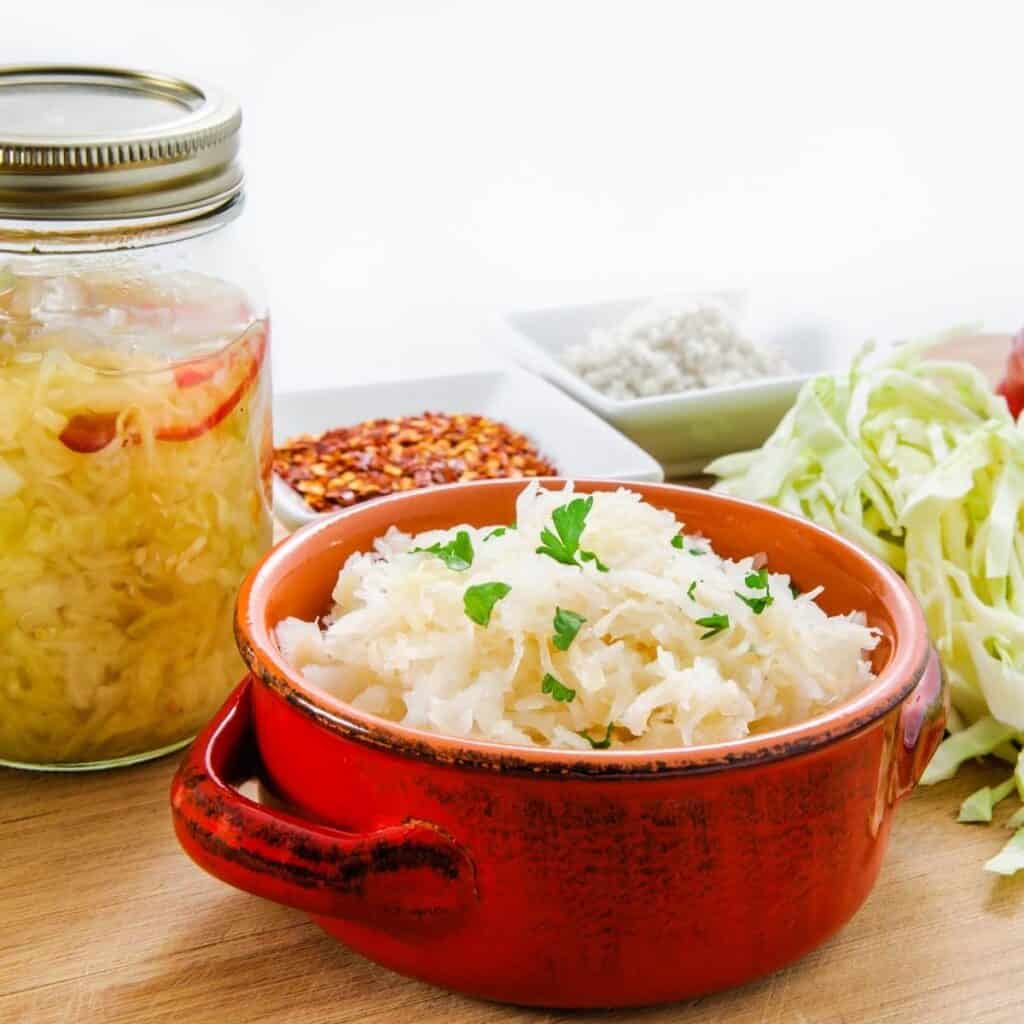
[996,328,1024,419]
[156,327,267,441]
[59,326,268,453]
[173,358,221,390]
[59,412,121,454]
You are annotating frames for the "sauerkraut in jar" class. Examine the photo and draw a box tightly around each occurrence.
[0,265,272,766]
[0,66,272,767]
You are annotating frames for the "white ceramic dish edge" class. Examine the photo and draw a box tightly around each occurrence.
[492,293,847,476]
[272,367,665,531]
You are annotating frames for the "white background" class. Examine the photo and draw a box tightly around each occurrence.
[5,0,1023,391]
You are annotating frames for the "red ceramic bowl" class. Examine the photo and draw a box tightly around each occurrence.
[171,479,946,1008]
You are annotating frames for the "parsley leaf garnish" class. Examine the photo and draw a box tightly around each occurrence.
[411,530,474,571]
[789,582,801,598]
[737,569,773,614]
[552,607,586,650]
[744,569,769,590]
[736,590,774,614]
[535,496,610,571]
[541,672,576,702]
[485,526,515,541]
[578,723,614,749]
[463,582,512,626]
[671,534,685,549]
[686,580,697,600]
[537,495,592,565]
[695,612,729,639]
[688,547,705,556]
[579,549,609,572]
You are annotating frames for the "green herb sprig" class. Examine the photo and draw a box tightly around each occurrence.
[552,607,586,650]
[411,530,474,571]
[695,612,730,639]
[736,591,774,614]
[578,724,614,749]
[744,569,769,589]
[579,550,609,572]
[484,526,515,541]
[536,496,609,572]
[463,582,511,626]
[541,672,576,703]
[736,567,773,614]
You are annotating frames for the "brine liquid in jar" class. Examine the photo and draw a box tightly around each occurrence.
[0,262,272,767]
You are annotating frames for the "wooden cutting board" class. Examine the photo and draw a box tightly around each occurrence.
[2,335,1021,1024]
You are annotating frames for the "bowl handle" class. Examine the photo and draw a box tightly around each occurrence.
[893,647,948,801]
[170,676,477,935]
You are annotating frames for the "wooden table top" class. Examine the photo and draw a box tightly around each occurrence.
[3,334,1022,1024]
[3,756,1022,1024]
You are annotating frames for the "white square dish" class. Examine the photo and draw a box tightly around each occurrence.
[272,367,664,530]
[493,293,847,477]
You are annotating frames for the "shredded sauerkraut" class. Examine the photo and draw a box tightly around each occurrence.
[277,483,878,750]
[0,264,272,766]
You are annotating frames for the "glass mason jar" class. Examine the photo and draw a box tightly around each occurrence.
[0,66,272,769]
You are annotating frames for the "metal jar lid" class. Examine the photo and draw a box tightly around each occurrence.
[0,65,243,221]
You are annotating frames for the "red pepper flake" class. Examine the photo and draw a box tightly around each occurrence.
[273,412,557,512]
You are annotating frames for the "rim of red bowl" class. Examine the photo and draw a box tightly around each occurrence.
[237,479,930,776]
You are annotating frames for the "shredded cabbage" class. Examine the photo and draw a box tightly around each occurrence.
[958,777,1016,823]
[985,829,1024,876]
[277,483,879,751]
[921,716,1018,784]
[0,266,272,766]
[709,339,1024,872]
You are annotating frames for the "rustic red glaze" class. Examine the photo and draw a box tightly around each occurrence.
[171,479,946,1008]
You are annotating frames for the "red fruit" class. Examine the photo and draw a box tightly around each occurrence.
[997,328,1024,418]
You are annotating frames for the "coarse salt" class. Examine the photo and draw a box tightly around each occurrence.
[561,297,791,401]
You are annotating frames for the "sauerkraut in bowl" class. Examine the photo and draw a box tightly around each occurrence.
[0,261,272,767]
[276,483,879,751]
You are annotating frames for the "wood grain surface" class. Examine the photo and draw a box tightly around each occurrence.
[3,756,1022,1024]
[2,335,1021,1024]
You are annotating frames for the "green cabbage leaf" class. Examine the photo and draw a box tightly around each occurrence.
[708,339,1024,873]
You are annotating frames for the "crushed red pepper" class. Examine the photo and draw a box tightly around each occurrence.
[274,412,558,512]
